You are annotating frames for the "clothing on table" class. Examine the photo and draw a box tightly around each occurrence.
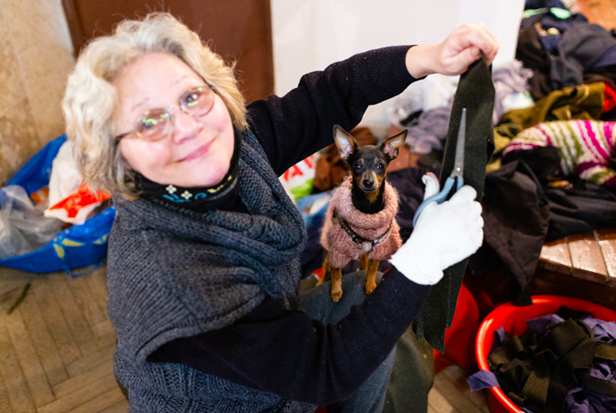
[404,106,451,155]
[491,82,606,172]
[491,60,534,125]
[516,24,554,101]
[550,23,616,91]
[514,5,616,102]
[109,46,434,412]
[388,60,533,159]
[468,159,551,305]
[503,120,616,186]
[544,177,616,242]
[469,154,616,305]
[520,6,588,57]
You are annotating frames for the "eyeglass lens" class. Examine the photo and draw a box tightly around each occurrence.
[136,86,215,140]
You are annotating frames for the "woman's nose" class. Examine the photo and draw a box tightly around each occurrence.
[171,108,201,143]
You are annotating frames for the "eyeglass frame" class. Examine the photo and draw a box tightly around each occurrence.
[114,82,217,142]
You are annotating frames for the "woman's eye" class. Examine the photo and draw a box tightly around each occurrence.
[138,111,168,132]
[139,117,158,130]
[183,89,203,107]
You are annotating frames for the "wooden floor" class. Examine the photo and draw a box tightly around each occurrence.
[0,266,128,413]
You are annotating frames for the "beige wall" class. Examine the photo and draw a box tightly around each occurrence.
[0,0,75,185]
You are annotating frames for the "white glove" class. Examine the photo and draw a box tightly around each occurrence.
[390,173,484,285]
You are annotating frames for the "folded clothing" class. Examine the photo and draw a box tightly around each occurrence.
[503,120,616,186]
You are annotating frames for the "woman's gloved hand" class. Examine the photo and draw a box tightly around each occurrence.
[389,173,484,285]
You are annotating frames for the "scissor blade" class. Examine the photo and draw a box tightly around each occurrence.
[452,108,466,178]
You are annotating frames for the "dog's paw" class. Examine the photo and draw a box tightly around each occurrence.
[365,282,376,295]
[331,289,342,302]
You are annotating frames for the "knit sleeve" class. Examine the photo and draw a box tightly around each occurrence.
[151,268,430,405]
[247,46,418,175]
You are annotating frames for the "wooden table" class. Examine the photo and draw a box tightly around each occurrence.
[533,229,616,310]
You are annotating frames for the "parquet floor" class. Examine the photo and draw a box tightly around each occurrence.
[0,266,128,413]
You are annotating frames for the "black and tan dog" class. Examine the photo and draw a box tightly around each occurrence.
[318,125,406,302]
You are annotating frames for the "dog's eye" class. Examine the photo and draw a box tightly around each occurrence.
[354,163,362,172]
[376,162,385,170]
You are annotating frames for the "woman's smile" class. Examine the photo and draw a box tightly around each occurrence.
[179,139,215,162]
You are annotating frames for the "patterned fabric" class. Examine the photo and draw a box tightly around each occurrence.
[503,120,616,185]
[108,129,312,412]
[320,176,402,268]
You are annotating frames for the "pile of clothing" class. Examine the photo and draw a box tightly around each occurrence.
[472,0,616,305]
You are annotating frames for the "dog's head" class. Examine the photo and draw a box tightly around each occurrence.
[333,125,407,193]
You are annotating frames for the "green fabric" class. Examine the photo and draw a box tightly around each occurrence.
[550,7,572,19]
[522,7,571,19]
[413,56,495,352]
[489,82,605,172]
[383,327,434,413]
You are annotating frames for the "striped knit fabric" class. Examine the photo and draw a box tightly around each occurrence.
[503,120,616,186]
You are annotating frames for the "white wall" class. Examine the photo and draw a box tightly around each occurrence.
[271,0,524,134]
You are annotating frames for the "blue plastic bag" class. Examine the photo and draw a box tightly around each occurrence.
[0,135,115,276]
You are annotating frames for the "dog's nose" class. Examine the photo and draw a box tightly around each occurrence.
[363,179,374,188]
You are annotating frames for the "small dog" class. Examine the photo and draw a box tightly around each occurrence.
[318,125,407,302]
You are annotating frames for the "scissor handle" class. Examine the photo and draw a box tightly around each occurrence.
[412,176,462,227]
[455,175,464,191]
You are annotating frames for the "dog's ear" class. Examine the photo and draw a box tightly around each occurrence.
[380,129,408,162]
[333,125,358,163]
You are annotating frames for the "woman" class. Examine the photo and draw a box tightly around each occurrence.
[63,12,496,413]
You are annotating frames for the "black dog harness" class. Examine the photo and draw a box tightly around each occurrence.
[333,209,393,253]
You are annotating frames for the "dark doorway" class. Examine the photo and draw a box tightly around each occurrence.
[61,0,274,103]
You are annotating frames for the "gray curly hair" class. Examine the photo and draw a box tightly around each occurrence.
[62,12,247,199]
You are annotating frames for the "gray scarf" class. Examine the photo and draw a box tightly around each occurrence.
[121,129,305,303]
[109,129,307,364]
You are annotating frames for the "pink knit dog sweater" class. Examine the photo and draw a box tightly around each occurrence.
[321,176,402,269]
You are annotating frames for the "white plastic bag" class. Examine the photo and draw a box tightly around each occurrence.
[280,153,317,203]
[44,141,110,225]
[0,185,64,259]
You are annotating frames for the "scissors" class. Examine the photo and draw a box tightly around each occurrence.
[412,107,467,227]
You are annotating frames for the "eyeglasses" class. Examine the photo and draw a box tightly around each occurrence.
[115,84,217,142]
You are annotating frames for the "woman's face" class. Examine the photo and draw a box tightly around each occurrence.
[113,53,235,188]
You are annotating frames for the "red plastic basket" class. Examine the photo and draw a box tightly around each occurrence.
[475,295,616,413]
